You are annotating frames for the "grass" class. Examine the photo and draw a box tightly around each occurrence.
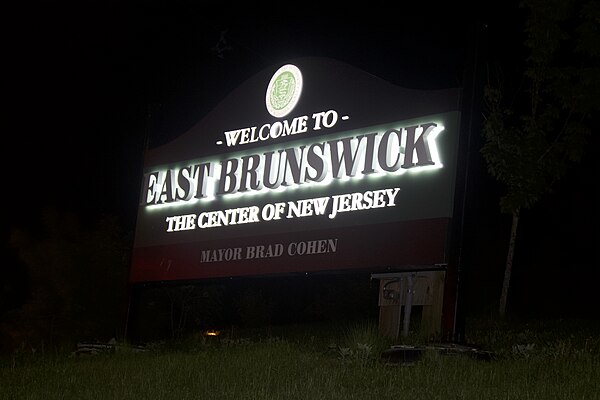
[2,318,599,399]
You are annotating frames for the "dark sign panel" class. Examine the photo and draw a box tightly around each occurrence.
[130,57,462,283]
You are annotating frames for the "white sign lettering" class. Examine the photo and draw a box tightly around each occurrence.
[163,188,401,233]
[143,122,443,207]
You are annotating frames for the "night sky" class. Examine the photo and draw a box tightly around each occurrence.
[7,2,494,224]
[5,2,598,318]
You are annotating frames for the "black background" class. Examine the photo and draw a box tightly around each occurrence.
[4,1,598,319]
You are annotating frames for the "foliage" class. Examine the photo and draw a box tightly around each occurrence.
[335,320,394,366]
[2,208,131,353]
[2,318,599,400]
[481,0,599,317]
[482,0,599,213]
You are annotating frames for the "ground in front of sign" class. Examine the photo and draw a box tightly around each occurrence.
[381,343,495,366]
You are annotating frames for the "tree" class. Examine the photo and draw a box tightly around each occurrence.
[482,0,599,317]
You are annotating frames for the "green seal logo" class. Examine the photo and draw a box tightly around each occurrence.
[270,71,295,111]
[266,64,302,118]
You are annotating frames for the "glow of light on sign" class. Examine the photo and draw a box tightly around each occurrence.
[144,122,445,210]
[403,124,445,174]
[147,198,202,211]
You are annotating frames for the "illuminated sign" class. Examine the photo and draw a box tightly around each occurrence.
[142,120,442,205]
[131,57,462,283]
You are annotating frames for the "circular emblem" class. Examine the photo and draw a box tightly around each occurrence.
[266,64,303,118]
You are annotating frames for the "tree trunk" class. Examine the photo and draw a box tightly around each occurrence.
[499,208,520,317]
